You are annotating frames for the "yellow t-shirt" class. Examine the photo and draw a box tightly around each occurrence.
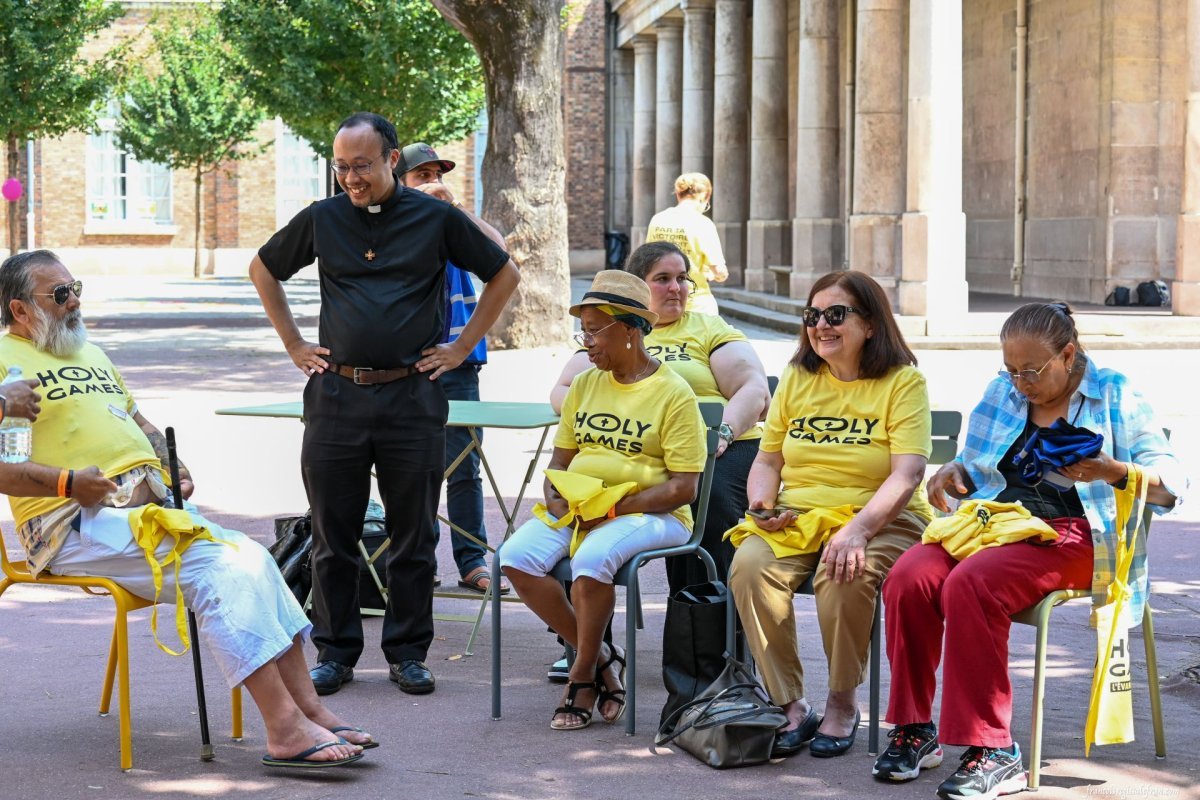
[0,334,159,527]
[646,312,762,442]
[556,363,707,530]
[645,205,725,315]
[761,363,933,520]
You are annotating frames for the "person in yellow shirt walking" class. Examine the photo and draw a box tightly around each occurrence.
[646,173,728,315]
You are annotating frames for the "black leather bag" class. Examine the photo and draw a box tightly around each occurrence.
[655,655,787,769]
[659,581,730,733]
[269,513,312,605]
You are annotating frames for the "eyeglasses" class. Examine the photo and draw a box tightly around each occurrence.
[800,304,863,328]
[572,319,620,348]
[330,152,389,178]
[32,280,83,305]
[998,354,1059,385]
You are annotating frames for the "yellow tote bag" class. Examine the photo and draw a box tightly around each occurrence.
[532,469,640,557]
[1084,464,1147,755]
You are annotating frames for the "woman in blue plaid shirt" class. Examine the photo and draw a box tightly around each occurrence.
[873,302,1184,800]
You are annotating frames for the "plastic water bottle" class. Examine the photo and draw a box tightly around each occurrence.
[0,366,32,463]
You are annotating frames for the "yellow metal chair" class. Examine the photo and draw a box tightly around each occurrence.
[0,523,242,771]
[1011,500,1166,789]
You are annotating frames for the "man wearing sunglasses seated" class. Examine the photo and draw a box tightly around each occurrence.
[0,250,375,769]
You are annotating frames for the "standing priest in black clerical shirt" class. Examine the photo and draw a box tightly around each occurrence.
[250,112,520,698]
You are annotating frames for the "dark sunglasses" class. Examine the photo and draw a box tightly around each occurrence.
[800,304,863,328]
[33,280,83,305]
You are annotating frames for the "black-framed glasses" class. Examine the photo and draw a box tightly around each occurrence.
[800,304,863,328]
[330,151,389,178]
[572,319,620,348]
[32,280,83,305]
[998,354,1058,385]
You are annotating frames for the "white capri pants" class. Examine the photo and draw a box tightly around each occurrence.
[499,512,690,583]
[50,504,312,689]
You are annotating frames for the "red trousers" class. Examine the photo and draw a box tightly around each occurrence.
[883,517,1094,747]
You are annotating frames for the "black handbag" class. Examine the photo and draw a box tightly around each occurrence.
[269,513,312,605]
[659,581,730,733]
[655,655,788,769]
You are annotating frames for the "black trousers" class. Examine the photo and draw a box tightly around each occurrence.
[664,436,757,594]
[302,370,446,666]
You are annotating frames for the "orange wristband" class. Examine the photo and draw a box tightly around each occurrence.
[607,506,617,520]
[56,468,69,498]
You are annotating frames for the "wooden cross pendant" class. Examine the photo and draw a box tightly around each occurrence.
[365,249,376,261]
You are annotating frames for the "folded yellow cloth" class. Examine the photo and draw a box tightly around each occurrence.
[723,505,856,559]
[127,505,235,656]
[532,469,640,557]
[921,500,1058,560]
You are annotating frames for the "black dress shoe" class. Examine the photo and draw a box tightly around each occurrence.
[310,660,354,696]
[389,659,436,694]
[810,710,861,758]
[771,707,823,758]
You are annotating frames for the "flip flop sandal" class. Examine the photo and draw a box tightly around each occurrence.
[330,725,379,749]
[458,566,510,595]
[262,740,365,769]
[595,645,627,724]
[550,680,597,731]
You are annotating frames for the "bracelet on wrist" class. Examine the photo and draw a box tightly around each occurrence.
[56,468,69,498]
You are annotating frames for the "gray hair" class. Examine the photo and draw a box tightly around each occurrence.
[0,249,62,327]
[999,302,1086,355]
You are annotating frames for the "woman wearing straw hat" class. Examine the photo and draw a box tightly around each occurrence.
[499,271,707,731]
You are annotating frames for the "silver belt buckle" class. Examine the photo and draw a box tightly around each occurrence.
[353,367,372,385]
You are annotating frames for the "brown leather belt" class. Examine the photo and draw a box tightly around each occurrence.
[327,362,417,385]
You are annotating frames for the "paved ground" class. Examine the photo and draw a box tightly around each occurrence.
[0,273,1197,800]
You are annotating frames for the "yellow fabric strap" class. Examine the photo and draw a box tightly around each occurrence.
[126,505,236,656]
[723,505,856,559]
[921,500,1058,561]
[1085,463,1146,755]
[532,469,640,557]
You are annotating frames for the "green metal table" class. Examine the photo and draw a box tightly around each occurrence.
[216,399,559,654]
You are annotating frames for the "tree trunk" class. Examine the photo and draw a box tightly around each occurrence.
[193,166,203,279]
[6,136,19,257]
[431,0,571,350]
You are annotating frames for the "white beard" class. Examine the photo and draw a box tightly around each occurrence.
[30,302,88,357]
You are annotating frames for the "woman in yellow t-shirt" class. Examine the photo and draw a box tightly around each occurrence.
[729,270,932,760]
[500,271,706,731]
[551,242,770,591]
[645,173,727,315]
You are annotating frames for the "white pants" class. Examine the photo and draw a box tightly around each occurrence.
[51,505,312,688]
[499,512,690,584]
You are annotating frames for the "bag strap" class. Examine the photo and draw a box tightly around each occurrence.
[656,683,783,746]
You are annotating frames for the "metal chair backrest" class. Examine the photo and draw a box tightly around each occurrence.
[930,409,963,466]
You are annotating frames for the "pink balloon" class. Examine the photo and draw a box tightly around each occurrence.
[1,178,22,202]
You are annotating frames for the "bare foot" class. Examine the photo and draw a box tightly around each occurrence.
[596,643,626,723]
[304,707,376,748]
[818,699,858,738]
[552,679,597,730]
[779,697,814,732]
[265,718,363,762]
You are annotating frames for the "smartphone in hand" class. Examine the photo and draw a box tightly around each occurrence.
[747,507,778,521]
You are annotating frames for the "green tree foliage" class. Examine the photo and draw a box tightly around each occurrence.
[0,0,125,255]
[218,0,484,157]
[117,8,265,278]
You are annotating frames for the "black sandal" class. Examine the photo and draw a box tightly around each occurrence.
[595,645,627,724]
[550,680,597,731]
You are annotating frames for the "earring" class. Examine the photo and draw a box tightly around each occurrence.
[626,341,632,350]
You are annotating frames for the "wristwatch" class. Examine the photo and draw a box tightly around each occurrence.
[718,422,735,446]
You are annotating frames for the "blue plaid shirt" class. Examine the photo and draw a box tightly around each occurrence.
[956,358,1186,624]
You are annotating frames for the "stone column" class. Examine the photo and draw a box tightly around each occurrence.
[900,0,968,322]
[611,46,635,237]
[745,0,791,291]
[655,18,685,219]
[849,0,905,299]
[790,0,842,298]
[631,34,658,249]
[1176,0,1200,315]
[682,0,716,177]
[713,0,750,281]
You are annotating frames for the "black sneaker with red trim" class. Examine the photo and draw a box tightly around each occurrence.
[872,722,943,781]
[936,743,1028,800]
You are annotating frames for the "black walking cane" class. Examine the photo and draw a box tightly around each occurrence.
[166,427,215,762]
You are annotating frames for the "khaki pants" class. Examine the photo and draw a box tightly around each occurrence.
[729,511,926,704]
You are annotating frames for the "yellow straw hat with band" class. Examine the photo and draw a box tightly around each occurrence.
[570,270,659,329]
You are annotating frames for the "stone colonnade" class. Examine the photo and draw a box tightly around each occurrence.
[1175,0,1200,314]
[613,0,968,315]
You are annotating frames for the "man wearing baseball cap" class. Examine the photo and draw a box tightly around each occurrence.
[396,143,511,599]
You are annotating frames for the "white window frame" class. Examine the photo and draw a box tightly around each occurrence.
[275,119,326,228]
[84,102,175,235]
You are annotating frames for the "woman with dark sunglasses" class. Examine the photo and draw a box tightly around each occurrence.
[873,303,1183,800]
[729,269,933,760]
